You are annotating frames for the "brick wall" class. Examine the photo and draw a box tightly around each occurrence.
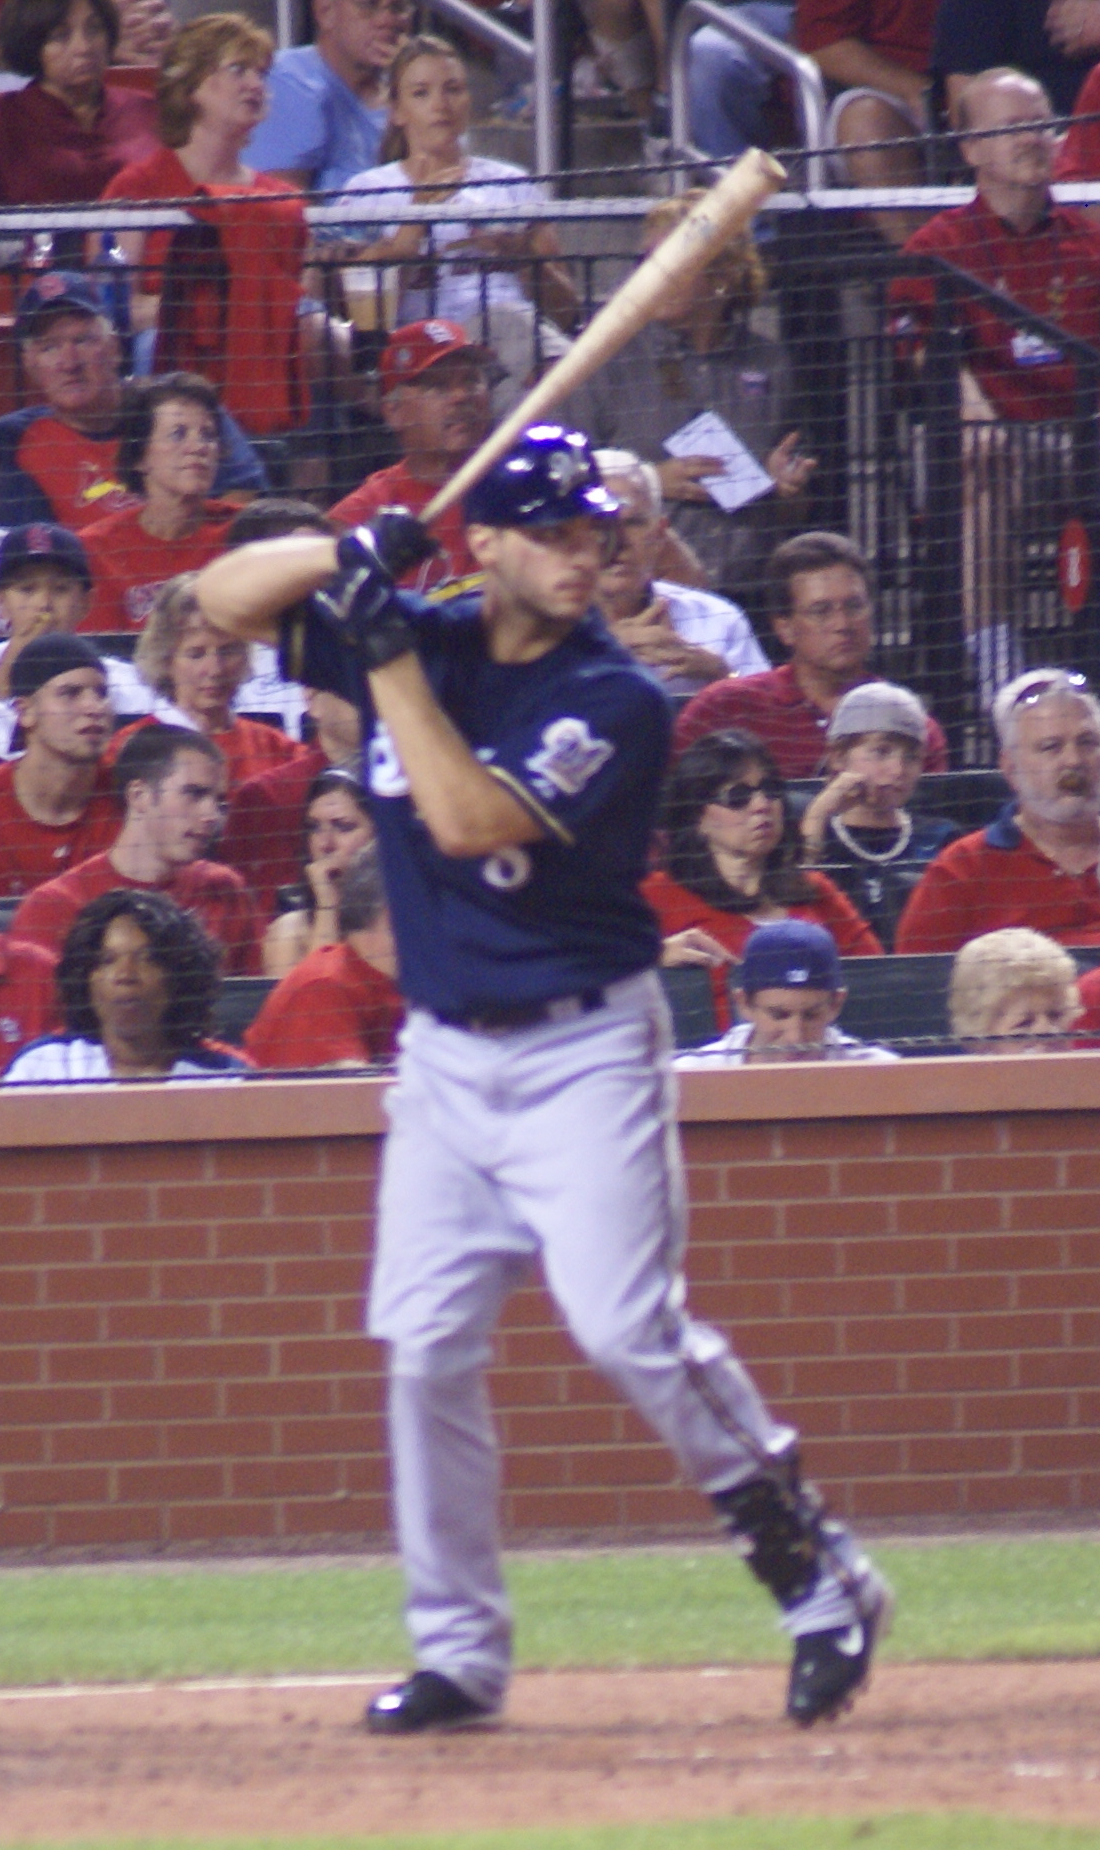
[0,1056,1098,1554]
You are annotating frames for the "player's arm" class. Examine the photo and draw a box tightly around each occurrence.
[367,652,547,857]
[195,536,340,643]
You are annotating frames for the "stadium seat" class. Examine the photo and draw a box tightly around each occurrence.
[659,964,719,1047]
[212,975,276,1047]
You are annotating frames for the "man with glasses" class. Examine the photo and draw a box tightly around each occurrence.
[244,0,411,193]
[674,529,948,774]
[193,424,890,1737]
[897,666,1100,951]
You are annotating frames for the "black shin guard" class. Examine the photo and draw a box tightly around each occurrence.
[712,1458,828,1611]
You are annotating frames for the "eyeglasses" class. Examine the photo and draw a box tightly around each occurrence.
[1007,671,1088,710]
[790,596,871,622]
[712,775,785,809]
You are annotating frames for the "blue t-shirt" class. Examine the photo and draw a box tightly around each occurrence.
[280,592,672,1013]
[244,46,387,195]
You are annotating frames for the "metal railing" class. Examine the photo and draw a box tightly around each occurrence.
[668,0,829,187]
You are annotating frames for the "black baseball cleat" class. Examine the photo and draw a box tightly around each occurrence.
[365,1669,500,1735]
[786,1566,893,1727]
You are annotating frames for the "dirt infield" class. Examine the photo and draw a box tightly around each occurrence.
[1,1663,1099,1840]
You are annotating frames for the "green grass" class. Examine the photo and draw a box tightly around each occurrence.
[18,1820,1100,1850]
[0,1537,1098,1687]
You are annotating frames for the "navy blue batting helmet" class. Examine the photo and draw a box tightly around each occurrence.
[463,425,620,529]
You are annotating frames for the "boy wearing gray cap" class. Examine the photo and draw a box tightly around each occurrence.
[800,682,960,951]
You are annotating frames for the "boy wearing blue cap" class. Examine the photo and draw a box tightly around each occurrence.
[680,919,898,1065]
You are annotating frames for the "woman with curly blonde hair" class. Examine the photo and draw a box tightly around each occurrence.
[948,928,1081,1050]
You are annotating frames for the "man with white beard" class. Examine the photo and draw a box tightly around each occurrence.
[896,669,1100,952]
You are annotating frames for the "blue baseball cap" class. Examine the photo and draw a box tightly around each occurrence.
[15,271,108,340]
[0,522,92,588]
[738,921,842,996]
[464,425,620,529]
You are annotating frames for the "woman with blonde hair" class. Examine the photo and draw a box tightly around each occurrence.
[107,571,307,792]
[100,11,308,438]
[336,34,578,408]
[948,928,1081,1050]
[561,189,815,613]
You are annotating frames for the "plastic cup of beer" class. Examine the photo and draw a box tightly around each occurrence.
[343,266,401,332]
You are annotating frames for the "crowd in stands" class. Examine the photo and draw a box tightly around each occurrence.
[0,6,1099,1077]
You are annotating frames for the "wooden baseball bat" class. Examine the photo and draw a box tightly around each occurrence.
[420,147,786,527]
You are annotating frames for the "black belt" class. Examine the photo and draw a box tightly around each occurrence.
[433,988,607,1035]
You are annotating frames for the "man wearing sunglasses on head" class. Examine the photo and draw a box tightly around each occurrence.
[897,667,1100,953]
[674,530,948,776]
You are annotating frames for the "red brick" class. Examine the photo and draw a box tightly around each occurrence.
[231,1459,340,1498]
[5,1465,111,1506]
[0,1510,51,1547]
[47,1343,155,1383]
[1062,1154,1100,1189]
[1020,1432,1100,1470]
[901,1274,1011,1314]
[98,1146,207,1182]
[1007,1115,1094,1152]
[850,1478,964,1519]
[217,1300,330,1339]
[779,1120,890,1159]
[904,1354,1013,1392]
[501,1448,568,1489]
[1009,1194,1100,1232]
[854,1393,956,1435]
[51,1506,163,1547]
[1067,1232,1100,1266]
[729,1162,835,1203]
[0,1266,40,1305]
[685,1166,724,1206]
[568,1445,676,1489]
[162,1340,272,1380]
[0,1385,103,1424]
[272,1257,356,1295]
[789,1356,901,1397]
[681,1124,775,1161]
[789,1278,897,1317]
[957,1311,1067,1351]
[102,1225,210,1262]
[156,1182,266,1221]
[1017,1273,1100,1311]
[837,1157,946,1198]
[841,1315,950,1357]
[115,1462,226,1502]
[319,1138,376,1177]
[960,1391,1071,1431]
[740,1317,839,1360]
[805,1437,906,1476]
[0,1307,98,1344]
[42,1186,151,1226]
[843,1235,953,1277]
[339,1455,390,1495]
[0,1150,93,1186]
[109,1382,219,1421]
[689,1203,779,1242]
[15,1229,95,1263]
[283,1495,389,1537]
[224,1378,336,1417]
[892,1118,1001,1156]
[0,1348,42,1385]
[504,1487,621,1529]
[328,1220,373,1257]
[104,1302,212,1341]
[45,1265,153,1305]
[1,1429,47,1464]
[164,1420,274,1460]
[956,1231,1066,1271]
[0,1192,42,1229]
[951,1154,1060,1193]
[51,1423,160,1464]
[333,1375,384,1415]
[735,1239,840,1281]
[786,1199,892,1241]
[907,1435,1014,1474]
[895,1195,1005,1236]
[270,1179,370,1218]
[497,1329,576,1368]
[167,1502,278,1543]
[281,1414,381,1455]
[160,1261,269,1301]
[619,1486,706,1528]
[965,1473,1072,1512]
[216,1220,328,1258]
[782,1398,846,1438]
[212,1142,320,1180]
[277,1337,371,1377]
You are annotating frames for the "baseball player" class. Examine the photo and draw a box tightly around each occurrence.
[194,425,890,1734]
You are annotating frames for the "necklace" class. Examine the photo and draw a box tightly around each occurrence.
[831,813,913,865]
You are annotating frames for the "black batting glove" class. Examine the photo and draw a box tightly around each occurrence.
[312,507,438,671]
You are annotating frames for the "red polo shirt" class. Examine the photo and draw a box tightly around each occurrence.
[796,0,934,70]
[0,81,157,204]
[643,868,882,1028]
[0,763,120,899]
[895,807,1100,952]
[10,852,260,973]
[673,661,948,775]
[106,716,308,797]
[0,937,59,1074]
[328,460,479,594]
[245,941,403,1068]
[79,502,236,632]
[891,195,1100,422]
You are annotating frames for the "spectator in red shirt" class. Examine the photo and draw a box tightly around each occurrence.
[0,633,120,900]
[107,572,308,793]
[10,722,259,971]
[0,934,61,1074]
[674,530,948,775]
[646,726,882,1029]
[1054,55,1100,198]
[797,0,937,239]
[79,373,237,632]
[246,843,402,1068]
[896,667,1100,952]
[891,67,1100,423]
[0,0,157,205]
[328,320,495,594]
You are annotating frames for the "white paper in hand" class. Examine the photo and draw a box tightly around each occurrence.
[663,410,774,513]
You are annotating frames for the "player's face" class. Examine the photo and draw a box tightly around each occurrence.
[773,565,874,679]
[832,731,922,815]
[18,665,111,762]
[736,985,844,1057]
[305,788,373,872]
[39,0,110,101]
[141,398,221,506]
[190,46,270,139]
[88,914,171,1046]
[597,474,663,611]
[317,0,411,77]
[0,564,89,642]
[983,982,1079,1049]
[961,76,1056,194]
[389,52,470,154]
[386,358,492,462]
[697,763,785,867]
[138,749,228,865]
[1002,695,1100,825]
[169,617,249,730]
[22,312,121,423]
[470,517,617,626]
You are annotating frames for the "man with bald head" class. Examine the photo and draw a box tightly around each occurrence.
[889,66,1100,423]
[896,669,1100,951]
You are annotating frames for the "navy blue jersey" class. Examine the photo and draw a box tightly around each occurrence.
[280,590,672,1013]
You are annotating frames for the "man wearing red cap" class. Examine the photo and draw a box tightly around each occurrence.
[328,319,494,592]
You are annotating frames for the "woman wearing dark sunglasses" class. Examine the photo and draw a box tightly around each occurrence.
[644,727,882,1029]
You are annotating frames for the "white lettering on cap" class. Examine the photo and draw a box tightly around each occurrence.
[786,966,810,984]
[424,321,454,344]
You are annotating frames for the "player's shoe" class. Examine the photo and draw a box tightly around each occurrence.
[786,1559,893,1727]
[365,1669,500,1735]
